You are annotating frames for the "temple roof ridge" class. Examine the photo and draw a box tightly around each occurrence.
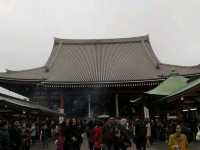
[54,35,149,44]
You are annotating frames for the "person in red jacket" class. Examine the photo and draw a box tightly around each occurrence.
[94,122,103,150]
[87,121,95,150]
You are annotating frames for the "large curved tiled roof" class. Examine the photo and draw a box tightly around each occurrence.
[0,35,200,83]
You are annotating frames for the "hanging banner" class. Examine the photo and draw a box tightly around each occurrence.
[59,108,64,124]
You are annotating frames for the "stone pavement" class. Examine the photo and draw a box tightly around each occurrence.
[30,137,200,150]
[152,142,200,150]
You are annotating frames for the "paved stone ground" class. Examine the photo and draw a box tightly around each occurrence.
[152,142,200,150]
[31,136,200,150]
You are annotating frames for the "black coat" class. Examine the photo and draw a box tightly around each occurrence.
[64,125,82,150]
[135,122,147,138]
[0,127,10,150]
[9,127,22,150]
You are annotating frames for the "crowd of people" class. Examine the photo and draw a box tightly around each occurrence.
[1,116,200,150]
[54,117,200,150]
[0,117,57,150]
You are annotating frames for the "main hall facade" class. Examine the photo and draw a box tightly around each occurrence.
[0,35,200,117]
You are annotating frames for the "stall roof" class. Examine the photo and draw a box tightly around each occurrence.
[0,86,62,115]
[0,95,62,115]
[145,76,189,96]
[160,77,200,101]
[0,95,35,109]
[0,86,29,101]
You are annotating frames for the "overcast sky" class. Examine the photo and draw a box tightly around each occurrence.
[0,0,200,71]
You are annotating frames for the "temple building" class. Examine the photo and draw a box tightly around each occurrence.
[0,35,200,117]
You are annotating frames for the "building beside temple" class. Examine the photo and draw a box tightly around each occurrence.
[0,35,200,117]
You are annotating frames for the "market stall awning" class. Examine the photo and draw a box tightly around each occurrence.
[159,77,200,102]
[0,86,63,116]
[0,86,29,101]
[0,95,62,115]
[0,95,35,109]
[145,76,189,96]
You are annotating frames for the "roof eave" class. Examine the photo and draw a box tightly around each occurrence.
[54,35,149,45]
[0,77,45,82]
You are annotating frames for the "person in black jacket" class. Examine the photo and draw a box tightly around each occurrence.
[64,118,82,150]
[9,121,22,150]
[64,119,72,150]
[0,120,10,150]
[134,120,147,150]
[22,127,31,150]
[40,123,49,148]
[71,118,82,150]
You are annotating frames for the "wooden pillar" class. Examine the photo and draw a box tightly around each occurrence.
[115,94,119,117]
[88,94,92,118]
[60,94,64,112]
[59,94,64,123]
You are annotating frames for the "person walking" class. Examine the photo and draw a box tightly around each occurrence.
[55,131,65,150]
[196,125,200,141]
[94,122,103,150]
[64,118,82,150]
[134,119,147,150]
[87,121,95,150]
[168,124,188,150]
[31,123,36,144]
[9,121,22,150]
[23,127,31,150]
[40,123,49,149]
[146,120,151,148]
[0,120,10,150]
[102,119,115,150]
